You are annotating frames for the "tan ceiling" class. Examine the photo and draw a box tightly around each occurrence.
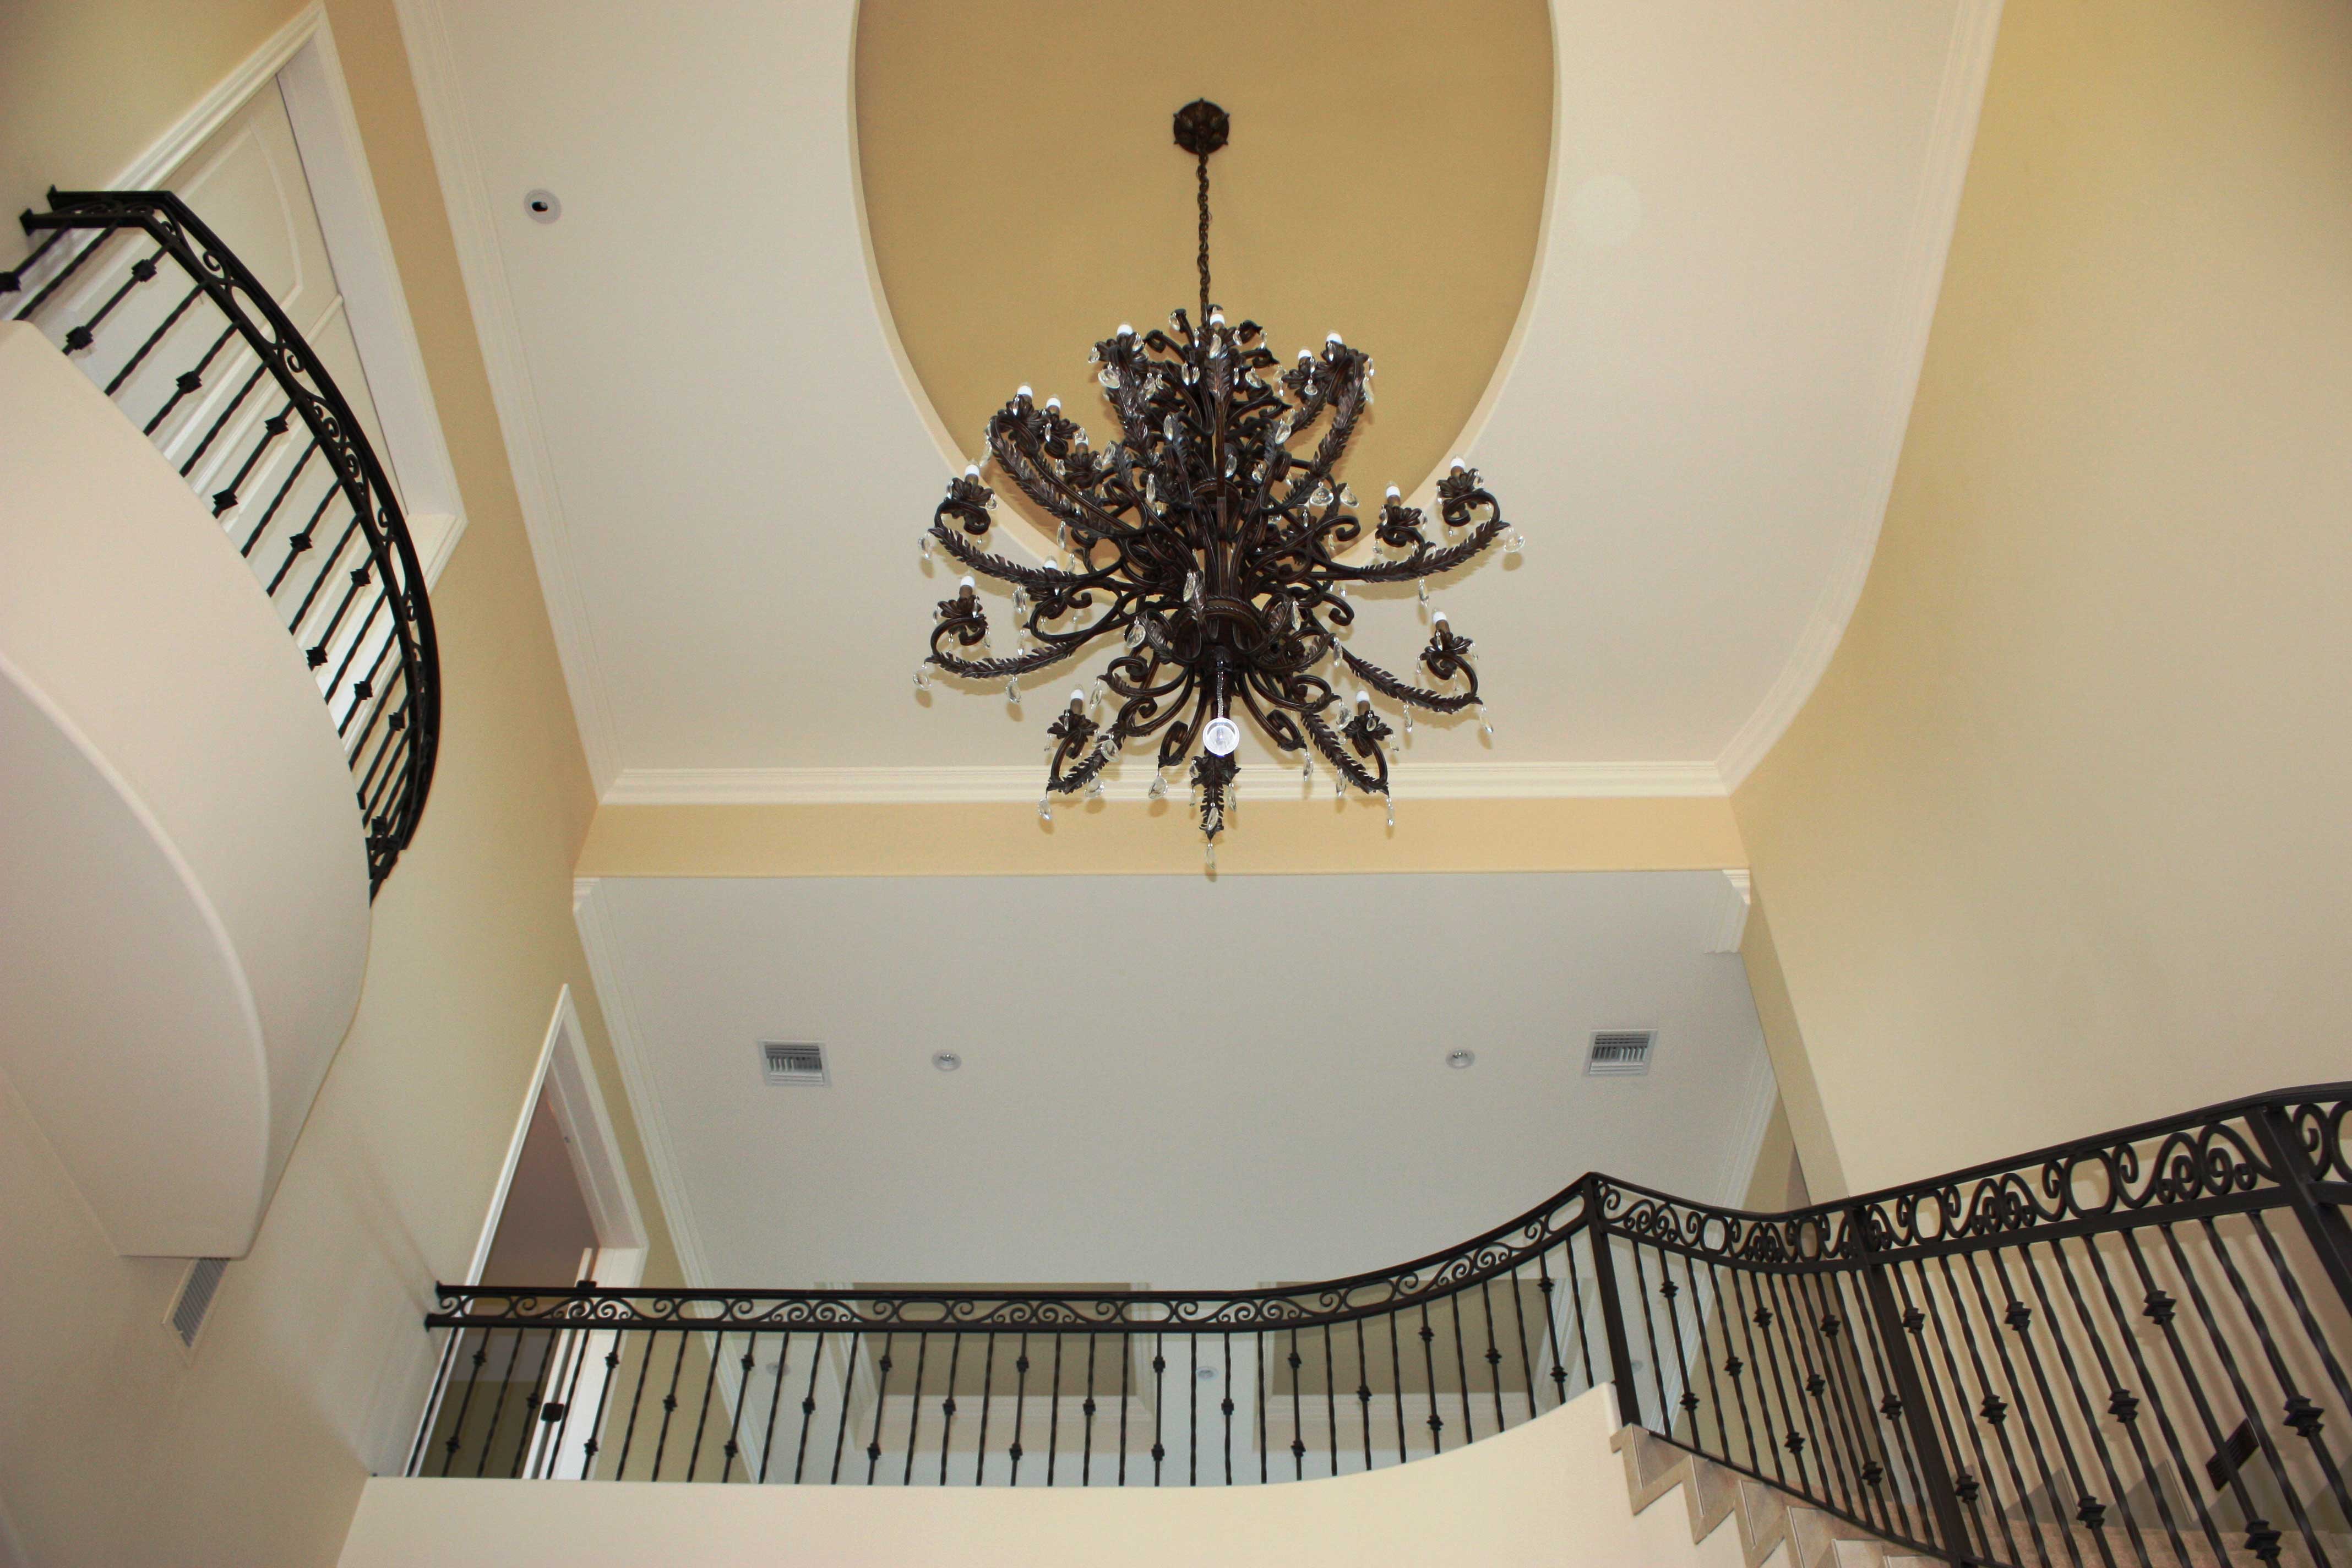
[854,0,1554,526]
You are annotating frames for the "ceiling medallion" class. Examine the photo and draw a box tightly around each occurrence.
[915,100,1522,858]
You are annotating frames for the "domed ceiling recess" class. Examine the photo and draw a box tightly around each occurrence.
[401,0,1992,798]
[855,0,1554,555]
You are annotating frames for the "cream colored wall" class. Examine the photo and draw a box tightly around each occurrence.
[0,4,690,1565]
[340,1386,1724,1568]
[1730,0,2352,1194]
[579,797,1748,878]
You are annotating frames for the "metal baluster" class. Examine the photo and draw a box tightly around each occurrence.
[649,1332,692,1482]
[543,1324,596,1480]
[1420,1300,1445,1455]
[1792,1265,1883,1532]
[1355,1318,1374,1472]
[1653,1251,1698,1445]
[141,324,237,435]
[2006,1243,2137,1567]
[685,1329,725,1483]
[1837,1265,1926,1545]
[2241,1210,2352,1523]
[101,283,200,396]
[511,1326,564,1480]
[208,400,293,515]
[939,1333,965,1487]
[864,1332,894,1484]
[1536,1249,1571,1414]
[1,224,83,312]
[437,1328,491,1476]
[1079,1335,1094,1486]
[1256,1328,1268,1483]
[614,1331,658,1482]
[827,1330,856,1484]
[1765,1266,1841,1506]
[1630,1243,1673,1432]
[1389,1309,1408,1462]
[793,1330,825,1484]
[1479,1279,1509,1438]
[1682,1254,1728,1463]
[1288,1328,1305,1479]
[2046,1235,2194,1568]
[1449,1290,1478,1446]
[903,1332,930,1486]
[1943,1250,2070,1568]
[718,1336,757,1483]
[2176,1218,2327,1563]
[1008,1334,1030,1484]
[1967,1248,2093,1567]
[1709,1260,1761,1475]
[1151,1331,1166,1485]
[1047,1333,1065,1487]
[972,1333,994,1485]
[55,242,166,353]
[1565,1225,1599,1398]
[1188,1332,1199,1485]
[1896,1256,2017,1568]
[475,1327,529,1478]
[2119,1227,2269,1564]
[177,360,267,475]
[1322,1322,1339,1477]
[1508,1260,1540,1424]
[1118,1331,1131,1485]
[758,1332,792,1484]
[1223,1332,1237,1485]
[409,1326,461,1477]
[1732,1265,1796,1489]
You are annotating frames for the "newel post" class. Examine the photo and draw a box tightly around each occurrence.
[1852,1201,1975,1565]
[2247,1101,2352,1319]
[1583,1174,1647,1429]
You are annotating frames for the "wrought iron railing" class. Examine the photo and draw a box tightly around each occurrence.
[414,1086,2351,1568]
[5,190,440,893]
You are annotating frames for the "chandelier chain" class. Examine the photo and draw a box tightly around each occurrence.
[1195,152,1212,326]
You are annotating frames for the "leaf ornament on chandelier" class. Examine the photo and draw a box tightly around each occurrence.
[916,99,1522,849]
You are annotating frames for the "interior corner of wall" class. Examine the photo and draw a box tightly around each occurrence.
[1737,892,1850,1201]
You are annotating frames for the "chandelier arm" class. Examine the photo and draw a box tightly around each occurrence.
[987,418,1149,545]
[1234,680,1309,754]
[1157,683,1212,771]
[1046,716,1125,796]
[1338,646,1480,714]
[925,634,1086,680]
[929,523,1114,592]
[1303,709,1390,796]
[1320,518,1509,583]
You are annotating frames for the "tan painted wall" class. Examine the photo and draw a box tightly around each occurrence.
[1730,0,2352,1194]
[0,3,689,1564]
[579,796,1747,879]
[339,1387,1729,1568]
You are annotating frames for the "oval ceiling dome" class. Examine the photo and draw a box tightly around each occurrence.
[854,0,1555,536]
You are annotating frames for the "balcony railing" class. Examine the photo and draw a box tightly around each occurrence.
[415,1085,2351,1568]
[5,190,440,893]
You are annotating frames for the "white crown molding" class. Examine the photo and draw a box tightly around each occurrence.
[1714,0,2005,790]
[1702,868,1752,955]
[571,878,714,1289]
[601,759,1728,807]
[103,4,322,189]
[390,0,625,792]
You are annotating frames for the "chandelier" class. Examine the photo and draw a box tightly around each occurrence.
[916,100,1521,854]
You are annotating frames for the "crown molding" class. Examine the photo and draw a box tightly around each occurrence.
[1714,0,2004,789]
[602,759,1727,807]
[390,0,625,793]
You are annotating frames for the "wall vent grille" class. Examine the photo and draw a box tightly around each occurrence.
[1586,1030,1656,1076]
[171,1257,230,1349]
[760,1041,829,1086]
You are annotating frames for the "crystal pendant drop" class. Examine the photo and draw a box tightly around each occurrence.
[1310,481,1333,507]
[1038,797,1053,822]
[1147,769,1168,801]
[1505,532,1525,557]
[1402,709,1414,736]
[1417,578,1430,605]
[1005,677,1021,704]
[1205,841,1216,870]
[1338,483,1357,507]
[1011,586,1029,616]
[1085,777,1104,800]
[1099,366,1121,389]
[1164,415,1180,440]
[920,533,933,560]
[1333,775,1346,799]
[1223,448,1237,478]
[912,664,930,692]
[1125,618,1146,649]
[1477,704,1494,740]
[1386,798,1396,829]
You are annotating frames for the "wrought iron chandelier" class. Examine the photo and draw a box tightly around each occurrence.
[916,100,1521,853]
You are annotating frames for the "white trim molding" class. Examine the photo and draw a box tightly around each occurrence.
[391,0,624,789]
[571,879,715,1289]
[1718,1048,1783,1210]
[1702,869,1752,955]
[602,759,1728,807]
[92,2,470,590]
[1714,0,2003,789]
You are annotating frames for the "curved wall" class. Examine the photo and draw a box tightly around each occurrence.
[0,320,370,1256]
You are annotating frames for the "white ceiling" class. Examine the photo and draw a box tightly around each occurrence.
[402,0,1999,802]
[576,872,1776,1289]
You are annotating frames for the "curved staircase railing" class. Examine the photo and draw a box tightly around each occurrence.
[6,189,440,894]
[412,1084,2351,1568]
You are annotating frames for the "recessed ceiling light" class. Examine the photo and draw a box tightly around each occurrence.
[932,1051,962,1072]
[1445,1048,1475,1070]
[524,188,561,223]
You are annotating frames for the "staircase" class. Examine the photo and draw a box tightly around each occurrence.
[1616,1425,1935,1568]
